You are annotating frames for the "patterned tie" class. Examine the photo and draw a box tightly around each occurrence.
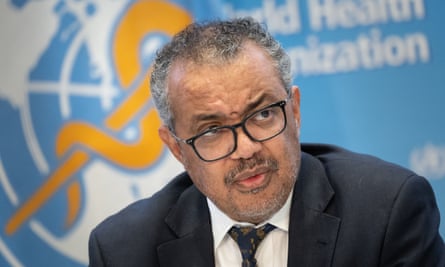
[228,223,276,267]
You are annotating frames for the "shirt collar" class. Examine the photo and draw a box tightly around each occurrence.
[207,189,293,250]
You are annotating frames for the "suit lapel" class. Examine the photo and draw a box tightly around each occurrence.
[156,151,341,267]
[288,152,341,267]
[157,184,214,267]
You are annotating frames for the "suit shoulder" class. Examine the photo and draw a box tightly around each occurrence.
[301,144,438,233]
[90,172,193,239]
[301,143,421,192]
[88,172,196,265]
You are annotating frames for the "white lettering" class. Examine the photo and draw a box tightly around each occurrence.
[384,35,407,66]
[335,41,360,71]
[308,0,426,31]
[224,0,302,34]
[389,0,425,22]
[288,28,430,77]
[405,33,429,63]
[357,29,385,69]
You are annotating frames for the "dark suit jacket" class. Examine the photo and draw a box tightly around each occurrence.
[88,144,445,266]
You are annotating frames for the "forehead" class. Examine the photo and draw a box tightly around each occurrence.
[167,43,287,131]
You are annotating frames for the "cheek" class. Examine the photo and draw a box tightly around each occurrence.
[284,118,300,148]
[273,127,301,175]
[184,159,227,197]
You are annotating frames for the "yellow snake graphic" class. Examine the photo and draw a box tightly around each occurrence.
[5,0,192,235]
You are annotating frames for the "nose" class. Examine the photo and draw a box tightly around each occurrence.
[229,127,262,160]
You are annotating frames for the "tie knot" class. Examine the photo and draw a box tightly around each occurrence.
[228,223,276,267]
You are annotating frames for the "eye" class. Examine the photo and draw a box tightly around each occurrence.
[200,125,222,137]
[253,107,274,121]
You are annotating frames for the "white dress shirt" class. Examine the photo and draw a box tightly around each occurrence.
[207,190,293,267]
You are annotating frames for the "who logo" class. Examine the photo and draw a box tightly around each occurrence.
[0,1,188,266]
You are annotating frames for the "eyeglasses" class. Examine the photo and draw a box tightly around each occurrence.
[171,99,288,162]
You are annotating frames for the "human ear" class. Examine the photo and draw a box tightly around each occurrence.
[290,86,301,126]
[158,125,185,164]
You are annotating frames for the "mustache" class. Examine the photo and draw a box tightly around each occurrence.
[224,156,279,184]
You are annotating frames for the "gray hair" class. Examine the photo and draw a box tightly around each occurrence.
[150,17,292,129]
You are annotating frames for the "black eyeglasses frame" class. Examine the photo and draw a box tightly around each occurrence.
[170,99,288,162]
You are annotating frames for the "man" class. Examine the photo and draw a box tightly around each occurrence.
[88,18,445,266]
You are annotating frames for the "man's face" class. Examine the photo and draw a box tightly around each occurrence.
[159,42,301,224]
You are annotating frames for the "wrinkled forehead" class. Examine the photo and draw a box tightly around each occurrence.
[165,43,288,132]
[174,40,248,70]
[166,42,278,98]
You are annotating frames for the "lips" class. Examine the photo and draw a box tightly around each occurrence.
[232,167,271,192]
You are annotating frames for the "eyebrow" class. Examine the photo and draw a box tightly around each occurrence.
[188,94,274,133]
[242,94,268,116]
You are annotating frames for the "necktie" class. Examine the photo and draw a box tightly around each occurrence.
[228,223,276,267]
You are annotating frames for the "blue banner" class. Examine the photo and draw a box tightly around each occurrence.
[0,0,443,266]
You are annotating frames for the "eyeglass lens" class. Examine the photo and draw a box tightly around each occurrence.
[192,101,286,161]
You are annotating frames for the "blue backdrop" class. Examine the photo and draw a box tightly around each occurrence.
[0,1,443,266]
